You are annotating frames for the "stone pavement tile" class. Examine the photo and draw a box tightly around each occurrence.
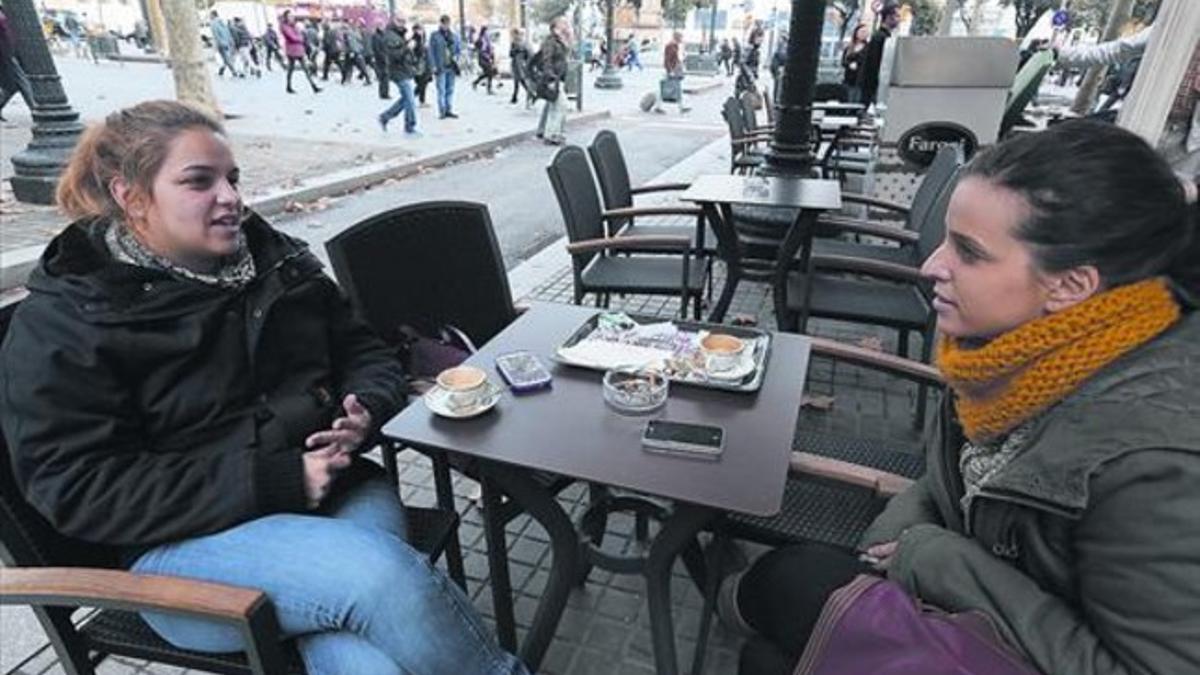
[566,649,621,675]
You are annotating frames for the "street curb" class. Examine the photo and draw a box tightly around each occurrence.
[0,110,612,292]
[251,110,612,217]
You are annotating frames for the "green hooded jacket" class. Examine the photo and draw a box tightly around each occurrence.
[860,308,1200,675]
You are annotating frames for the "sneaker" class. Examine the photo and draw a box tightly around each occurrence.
[378,115,389,132]
[405,128,422,137]
[445,112,459,119]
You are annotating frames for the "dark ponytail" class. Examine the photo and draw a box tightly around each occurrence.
[962,120,1197,306]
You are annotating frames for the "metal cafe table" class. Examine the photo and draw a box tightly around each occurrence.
[383,302,810,674]
[681,175,843,325]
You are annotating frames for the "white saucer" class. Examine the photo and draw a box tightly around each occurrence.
[705,352,757,381]
[424,382,503,419]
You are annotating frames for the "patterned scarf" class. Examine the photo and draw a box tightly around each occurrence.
[105,219,257,290]
[937,277,1181,444]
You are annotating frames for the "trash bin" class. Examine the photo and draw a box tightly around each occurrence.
[874,37,1018,204]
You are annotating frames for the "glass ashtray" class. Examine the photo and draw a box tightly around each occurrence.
[603,368,669,415]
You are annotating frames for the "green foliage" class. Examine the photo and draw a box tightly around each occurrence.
[1068,0,1160,32]
[908,0,943,35]
[999,0,1058,37]
[532,0,574,24]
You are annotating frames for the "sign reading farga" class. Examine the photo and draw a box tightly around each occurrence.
[898,122,978,168]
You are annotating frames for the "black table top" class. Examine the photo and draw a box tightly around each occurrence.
[680,175,843,211]
[382,303,811,517]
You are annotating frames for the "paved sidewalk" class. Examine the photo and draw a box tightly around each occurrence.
[2,130,929,675]
[1,55,733,289]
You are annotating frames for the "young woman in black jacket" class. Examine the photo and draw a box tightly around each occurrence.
[0,100,528,675]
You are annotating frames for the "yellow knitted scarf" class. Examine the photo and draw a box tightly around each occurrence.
[937,278,1181,444]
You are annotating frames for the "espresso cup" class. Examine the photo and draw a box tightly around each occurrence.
[700,333,745,373]
[436,365,489,410]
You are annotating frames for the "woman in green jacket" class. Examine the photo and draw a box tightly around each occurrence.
[725,120,1200,675]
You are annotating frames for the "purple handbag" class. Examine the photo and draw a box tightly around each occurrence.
[794,575,1041,675]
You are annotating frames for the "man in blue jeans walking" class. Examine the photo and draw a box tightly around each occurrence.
[429,14,461,119]
[377,15,419,134]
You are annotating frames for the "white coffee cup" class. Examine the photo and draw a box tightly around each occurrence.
[436,366,489,410]
[700,333,745,373]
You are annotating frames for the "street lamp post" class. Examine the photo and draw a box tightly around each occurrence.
[6,0,85,204]
[594,0,623,88]
[761,0,825,176]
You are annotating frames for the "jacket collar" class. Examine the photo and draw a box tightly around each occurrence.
[972,310,1200,516]
[27,211,320,324]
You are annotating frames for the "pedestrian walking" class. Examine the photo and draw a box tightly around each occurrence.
[859,5,899,108]
[320,21,343,81]
[303,20,320,73]
[411,23,432,107]
[472,25,496,94]
[377,15,420,135]
[280,10,321,94]
[731,38,742,76]
[535,16,571,145]
[429,15,461,119]
[655,30,690,114]
[0,8,34,121]
[370,23,390,99]
[719,38,733,76]
[509,28,531,106]
[624,33,642,71]
[231,17,260,78]
[341,20,372,86]
[841,23,868,102]
[209,11,240,78]
[262,25,285,71]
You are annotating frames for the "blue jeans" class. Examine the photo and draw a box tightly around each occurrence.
[625,52,642,71]
[132,477,528,675]
[380,77,417,132]
[436,70,456,116]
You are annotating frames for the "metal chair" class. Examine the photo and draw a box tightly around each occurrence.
[690,341,940,673]
[722,96,770,175]
[586,129,716,256]
[0,295,458,675]
[547,145,708,319]
[324,202,578,650]
[813,144,961,266]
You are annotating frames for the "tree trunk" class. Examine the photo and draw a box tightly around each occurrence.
[145,0,169,56]
[938,0,959,35]
[1071,0,1135,115]
[158,0,219,116]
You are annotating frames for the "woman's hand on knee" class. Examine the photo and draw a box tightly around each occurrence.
[859,541,899,571]
[305,394,373,455]
[303,444,354,508]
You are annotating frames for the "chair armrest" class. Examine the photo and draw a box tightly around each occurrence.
[566,235,691,255]
[630,182,691,195]
[789,452,914,498]
[816,215,920,244]
[811,254,925,285]
[0,568,266,621]
[602,205,703,220]
[840,193,911,214]
[808,336,943,386]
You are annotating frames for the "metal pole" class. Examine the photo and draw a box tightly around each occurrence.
[706,0,718,53]
[6,0,85,204]
[762,0,825,176]
[459,0,467,39]
[595,0,623,88]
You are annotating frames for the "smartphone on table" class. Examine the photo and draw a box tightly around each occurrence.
[495,350,553,393]
[641,420,725,461]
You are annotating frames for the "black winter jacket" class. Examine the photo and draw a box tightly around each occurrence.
[0,214,406,559]
[382,25,415,80]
